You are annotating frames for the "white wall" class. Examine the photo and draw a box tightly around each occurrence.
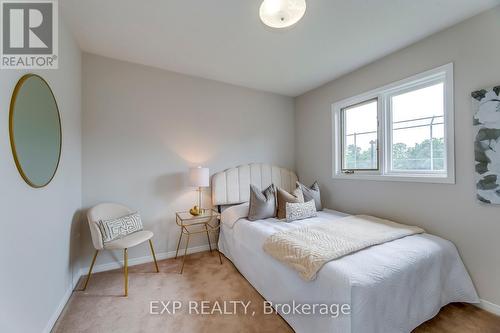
[81,54,295,268]
[2,6,495,332]
[295,7,500,307]
[0,17,82,333]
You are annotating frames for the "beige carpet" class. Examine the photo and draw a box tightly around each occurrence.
[54,251,500,333]
[54,251,291,332]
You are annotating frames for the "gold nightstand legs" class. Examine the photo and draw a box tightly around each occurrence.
[205,224,212,252]
[149,240,160,273]
[82,250,99,290]
[175,210,222,274]
[216,246,222,264]
[180,234,190,274]
[174,231,183,259]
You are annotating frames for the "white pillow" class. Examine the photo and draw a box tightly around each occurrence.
[221,202,249,228]
[285,200,317,222]
[98,212,143,243]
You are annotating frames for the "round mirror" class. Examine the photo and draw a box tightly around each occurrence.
[9,74,61,188]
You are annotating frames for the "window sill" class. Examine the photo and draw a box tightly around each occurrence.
[332,173,455,184]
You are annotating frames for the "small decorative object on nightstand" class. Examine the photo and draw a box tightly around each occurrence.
[175,208,222,273]
[188,166,209,216]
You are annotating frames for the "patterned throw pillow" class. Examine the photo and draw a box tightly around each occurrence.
[98,212,144,243]
[285,200,317,222]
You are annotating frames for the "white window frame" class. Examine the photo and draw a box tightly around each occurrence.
[340,98,381,173]
[332,63,455,184]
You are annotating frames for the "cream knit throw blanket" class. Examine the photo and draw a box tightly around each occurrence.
[263,215,424,281]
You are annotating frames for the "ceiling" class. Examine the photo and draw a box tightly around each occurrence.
[61,0,499,96]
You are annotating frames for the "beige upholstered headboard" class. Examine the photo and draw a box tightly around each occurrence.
[212,163,298,206]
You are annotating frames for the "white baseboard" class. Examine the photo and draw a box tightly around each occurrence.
[477,298,500,316]
[45,243,215,333]
[42,284,73,333]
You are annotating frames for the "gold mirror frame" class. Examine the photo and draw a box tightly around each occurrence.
[9,74,62,188]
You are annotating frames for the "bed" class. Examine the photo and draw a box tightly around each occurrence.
[212,163,479,333]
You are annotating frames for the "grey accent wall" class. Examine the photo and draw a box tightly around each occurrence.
[0,16,82,333]
[81,54,295,268]
[295,7,500,306]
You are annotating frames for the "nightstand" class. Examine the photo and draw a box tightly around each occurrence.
[175,208,222,273]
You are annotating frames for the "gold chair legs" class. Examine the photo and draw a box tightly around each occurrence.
[83,241,158,297]
[149,240,160,273]
[124,248,128,297]
[82,250,99,290]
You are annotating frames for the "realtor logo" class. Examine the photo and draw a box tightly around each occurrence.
[1,0,58,69]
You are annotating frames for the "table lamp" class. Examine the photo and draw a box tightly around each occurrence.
[189,166,209,216]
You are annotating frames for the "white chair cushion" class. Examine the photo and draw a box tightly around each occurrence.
[104,230,154,250]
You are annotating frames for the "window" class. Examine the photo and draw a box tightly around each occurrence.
[389,83,445,173]
[341,99,379,171]
[332,64,454,183]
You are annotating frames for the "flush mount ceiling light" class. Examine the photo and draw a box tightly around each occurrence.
[259,0,307,29]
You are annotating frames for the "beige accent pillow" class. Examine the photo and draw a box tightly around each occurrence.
[277,187,304,219]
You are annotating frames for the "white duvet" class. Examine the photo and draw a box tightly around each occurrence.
[218,207,479,333]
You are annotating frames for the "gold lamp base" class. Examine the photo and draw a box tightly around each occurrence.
[189,187,204,216]
[189,205,201,216]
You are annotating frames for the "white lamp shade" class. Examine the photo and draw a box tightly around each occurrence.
[189,167,209,187]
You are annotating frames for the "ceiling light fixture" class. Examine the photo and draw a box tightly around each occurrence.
[259,0,306,29]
